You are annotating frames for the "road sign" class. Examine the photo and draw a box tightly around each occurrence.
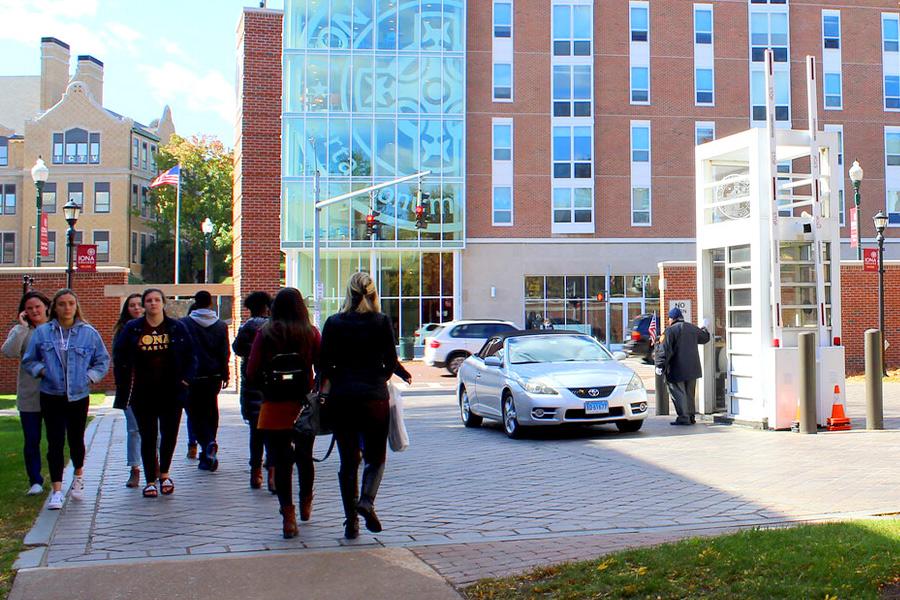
[668,300,692,323]
[850,207,859,249]
[863,248,879,272]
[76,244,97,272]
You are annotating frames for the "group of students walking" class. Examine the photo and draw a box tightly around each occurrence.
[4,271,409,540]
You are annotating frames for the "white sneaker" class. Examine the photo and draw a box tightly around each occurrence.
[70,476,84,501]
[47,490,64,510]
[26,483,43,496]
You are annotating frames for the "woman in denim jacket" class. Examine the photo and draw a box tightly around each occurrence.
[22,289,110,510]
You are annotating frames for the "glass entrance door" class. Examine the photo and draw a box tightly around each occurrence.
[609,300,645,350]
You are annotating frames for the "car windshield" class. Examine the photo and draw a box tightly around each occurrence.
[507,335,613,364]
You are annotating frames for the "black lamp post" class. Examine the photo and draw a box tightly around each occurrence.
[874,210,889,375]
[201,217,214,284]
[850,160,864,260]
[63,198,80,289]
[30,157,49,267]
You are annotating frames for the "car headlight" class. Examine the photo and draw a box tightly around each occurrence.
[625,373,644,392]
[522,380,559,395]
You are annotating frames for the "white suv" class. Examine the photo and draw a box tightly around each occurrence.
[423,320,517,375]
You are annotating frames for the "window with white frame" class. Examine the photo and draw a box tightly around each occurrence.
[46,231,57,263]
[751,69,789,122]
[553,126,592,179]
[750,10,788,62]
[887,128,900,224]
[823,12,840,49]
[94,182,110,213]
[1,185,15,215]
[824,73,842,109]
[552,187,592,224]
[825,124,844,225]
[631,187,651,225]
[493,187,513,225]
[883,15,899,112]
[694,5,712,44]
[630,1,650,106]
[884,14,899,52]
[630,119,651,226]
[132,138,140,167]
[0,232,15,264]
[887,130,900,166]
[630,3,648,42]
[93,231,110,263]
[493,123,512,161]
[493,63,512,101]
[553,3,592,56]
[553,64,592,117]
[695,121,716,145]
[141,142,148,170]
[886,75,900,110]
[696,68,714,105]
[68,182,83,208]
[493,2,512,38]
[631,124,650,162]
[630,67,649,103]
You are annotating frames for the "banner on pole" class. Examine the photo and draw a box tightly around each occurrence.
[863,248,879,272]
[76,244,97,272]
[850,207,859,249]
[40,214,49,257]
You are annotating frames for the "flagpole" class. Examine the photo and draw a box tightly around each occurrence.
[174,166,181,285]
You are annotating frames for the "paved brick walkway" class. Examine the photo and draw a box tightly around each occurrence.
[27,380,900,588]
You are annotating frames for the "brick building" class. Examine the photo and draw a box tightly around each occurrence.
[233,1,900,350]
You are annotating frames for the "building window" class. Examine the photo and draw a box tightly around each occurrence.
[131,184,139,210]
[93,231,110,263]
[553,65,592,117]
[140,187,149,218]
[553,126,592,179]
[887,131,900,166]
[552,187,592,224]
[552,3,592,56]
[493,186,513,225]
[46,231,57,263]
[131,232,138,263]
[750,11,788,62]
[64,128,89,164]
[493,63,512,101]
[886,75,900,110]
[696,68,714,105]
[68,182,83,208]
[150,145,157,171]
[94,182,110,213]
[0,137,7,166]
[73,231,83,246]
[823,13,840,49]
[630,67,649,104]
[52,133,64,164]
[884,14,899,52]
[631,124,650,162]
[43,182,57,213]
[630,3,648,42]
[0,232,15,264]
[494,1,511,38]
[751,70,789,121]
[493,123,512,161]
[825,73,842,109]
[695,6,713,44]
[89,132,100,164]
[2,185,15,215]
[140,232,148,256]
[141,142,148,170]
[631,187,651,225]
[826,124,845,225]
[696,122,716,145]
[132,138,140,167]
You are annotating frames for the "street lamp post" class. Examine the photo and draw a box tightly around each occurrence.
[201,217,214,284]
[850,160,864,260]
[874,210,889,375]
[31,157,49,267]
[63,199,80,290]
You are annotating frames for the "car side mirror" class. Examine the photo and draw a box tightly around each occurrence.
[484,356,502,368]
[613,351,627,361]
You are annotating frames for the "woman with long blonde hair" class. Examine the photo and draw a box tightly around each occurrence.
[319,272,411,539]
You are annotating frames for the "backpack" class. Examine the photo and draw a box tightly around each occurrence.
[263,353,309,402]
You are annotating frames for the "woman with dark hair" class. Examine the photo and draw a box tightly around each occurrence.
[320,272,412,540]
[113,294,144,488]
[247,288,319,538]
[3,291,51,496]
[112,288,196,498]
[232,290,273,490]
[22,289,109,510]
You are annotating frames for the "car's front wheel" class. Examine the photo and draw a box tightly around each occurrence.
[446,352,469,376]
[616,419,644,433]
[502,393,524,439]
[460,388,482,428]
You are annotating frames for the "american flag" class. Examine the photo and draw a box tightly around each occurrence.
[648,312,658,345]
[149,164,180,189]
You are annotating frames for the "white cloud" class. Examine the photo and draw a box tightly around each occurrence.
[139,61,235,123]
[159,38,187,60]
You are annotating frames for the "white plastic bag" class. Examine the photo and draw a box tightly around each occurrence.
[388,381,410,452]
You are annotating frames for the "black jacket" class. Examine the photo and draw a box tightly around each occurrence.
[655,320,710,383]
[320,312,399,402]
[232,316,266,420]
[181,313,230,381]
[112,316,197,409]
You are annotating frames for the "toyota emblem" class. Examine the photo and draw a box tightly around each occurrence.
[588,388,600,397]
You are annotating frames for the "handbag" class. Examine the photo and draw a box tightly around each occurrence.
[388,381,410,452]
[294,390,335,462]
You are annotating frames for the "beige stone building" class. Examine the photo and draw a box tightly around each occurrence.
[0,37,175,277]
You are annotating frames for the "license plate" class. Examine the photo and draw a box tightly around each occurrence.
[584,400,609,415]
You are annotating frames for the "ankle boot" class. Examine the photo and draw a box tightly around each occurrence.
[267,466,277,494]
[280,505,298,539]
[250,467,263,489]
[356,463,385,533]
[300,492,314,522]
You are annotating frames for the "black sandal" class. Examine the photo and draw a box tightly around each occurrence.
[160,477,174,495]
[142,483,158,498]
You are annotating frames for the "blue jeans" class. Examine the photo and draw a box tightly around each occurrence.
[124,406,142,467]
[20,411,44,486]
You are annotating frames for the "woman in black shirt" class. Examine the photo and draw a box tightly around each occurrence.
[320,272,411,539]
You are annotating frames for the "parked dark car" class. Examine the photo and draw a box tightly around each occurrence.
[623,314,655,364]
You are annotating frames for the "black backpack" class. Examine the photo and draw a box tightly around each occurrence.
[263,353,309,402]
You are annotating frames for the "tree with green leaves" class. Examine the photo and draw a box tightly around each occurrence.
[143,134,233,283]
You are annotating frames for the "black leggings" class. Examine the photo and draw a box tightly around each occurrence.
[267,429,315,510]
[187,377,221,453]
[248,415,269,468]
[131,394,182,485]
[334,399,390,514]
[40,394,89,484]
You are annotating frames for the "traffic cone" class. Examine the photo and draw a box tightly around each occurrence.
[826,384,851,431]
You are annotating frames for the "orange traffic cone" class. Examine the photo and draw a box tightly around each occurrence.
[826,385,851,431]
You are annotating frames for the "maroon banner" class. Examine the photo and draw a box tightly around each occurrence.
[850,207,859,249]
[76,244,97,272]
[863,247,879,272]
[39,213,49,257]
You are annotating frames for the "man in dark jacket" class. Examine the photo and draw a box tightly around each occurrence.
[655,307,710,426]
[182,291,230,471]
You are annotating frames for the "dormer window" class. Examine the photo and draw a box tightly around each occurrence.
[53,128,100,164]
[0,137,7,166]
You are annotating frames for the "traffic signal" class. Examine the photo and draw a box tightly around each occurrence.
[366,211,381,240]
[415,193,430,229]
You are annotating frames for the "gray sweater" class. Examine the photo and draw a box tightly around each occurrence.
[2,324,41,412]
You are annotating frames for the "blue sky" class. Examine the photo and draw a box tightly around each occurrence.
[0,0,285,146]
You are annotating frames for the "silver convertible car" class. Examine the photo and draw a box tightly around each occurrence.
[456,331,649,438]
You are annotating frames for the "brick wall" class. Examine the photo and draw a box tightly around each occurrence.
[659,260,900,374]
[0,268,129,394]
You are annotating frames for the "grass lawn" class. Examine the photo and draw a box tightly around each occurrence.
[0,393,107,411]
[465,520,900,600]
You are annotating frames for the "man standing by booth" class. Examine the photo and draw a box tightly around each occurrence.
[655,307,710,426]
